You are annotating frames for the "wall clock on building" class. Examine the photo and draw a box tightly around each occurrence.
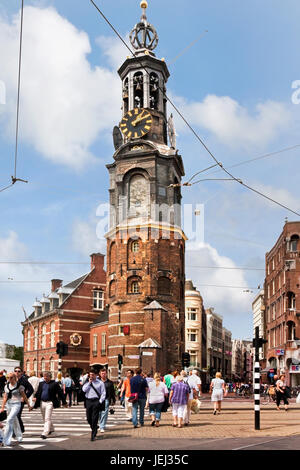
[70,333,82,347]
[120,108,152,139]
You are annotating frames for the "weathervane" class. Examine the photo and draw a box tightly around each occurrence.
[129,1,159,52]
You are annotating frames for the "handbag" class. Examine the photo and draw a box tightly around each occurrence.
[128,393,139,403]
[0,410,7,421]
[90,382,105,411]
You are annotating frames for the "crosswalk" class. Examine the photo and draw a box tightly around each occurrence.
[3,403,128,449]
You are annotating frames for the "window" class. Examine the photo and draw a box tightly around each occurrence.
[158,277,171,295]
[272,258,275,270]
[187,308,198,321]
[26,360,30,374]
[33,359,37,375]
[34,327,38,350]
[50,321,55,347]
[132,240,139,253]
[92,334,98,356]
[101,333,106,356]
[131,281,140,294]
[49,357,55,375]
[290,235,299,252]
[41,324,46,349]
[272,280,275,295]
[41,358,45,373]
[188,351,197,366]
[187,329,198,342]
[119,326,125,336]
[93,290,104,310]
[27,330,31,351]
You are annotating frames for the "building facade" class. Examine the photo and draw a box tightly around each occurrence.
[222,327,232,380]
[264,221,300,386]
[22,253,106,379]
[206,308,223,377]
[185,280,207,370]
[105,3,186,379]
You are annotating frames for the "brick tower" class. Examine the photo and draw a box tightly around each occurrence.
[106,1,186,379]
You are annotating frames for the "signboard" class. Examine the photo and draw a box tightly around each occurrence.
[290,365,300,373]
[142,352,153,356]
[276,349,285,356]
[128,355,140,359]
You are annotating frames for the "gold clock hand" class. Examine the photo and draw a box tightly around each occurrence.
[132,113,148,126]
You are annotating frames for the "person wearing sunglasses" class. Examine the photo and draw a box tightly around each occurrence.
[0,372,31,447]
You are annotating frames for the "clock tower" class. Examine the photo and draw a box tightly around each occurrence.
[106,1,186,379]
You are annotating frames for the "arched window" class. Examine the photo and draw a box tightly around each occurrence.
[41,324,46,349]
[34,327,38,350]
[149,72,159,110]
[49,357,55,375]
[290,235,299,252]
[287,292,296,310]
[109,241,116,274]
[41,358,45,374]
[26,360,30,375]
[50,321,55,347]
[122,77,129,113]
[33,359,37,375]
[287,321,296,341]
[129,174,148,216]
[133,72,143,108]
[128,276,141,294]
[109,280,116,298]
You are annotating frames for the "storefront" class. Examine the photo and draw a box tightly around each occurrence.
[289,364,300,387]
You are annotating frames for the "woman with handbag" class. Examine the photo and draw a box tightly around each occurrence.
[0,372,31,447]
[147,373,169,427]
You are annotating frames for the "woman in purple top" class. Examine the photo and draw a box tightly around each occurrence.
[169,375,190,428]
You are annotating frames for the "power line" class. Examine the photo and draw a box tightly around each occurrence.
[89,0,300,218]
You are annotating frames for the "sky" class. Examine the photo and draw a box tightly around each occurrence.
[0,0,300,346]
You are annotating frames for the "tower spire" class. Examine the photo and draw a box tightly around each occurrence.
[129,1,158,54]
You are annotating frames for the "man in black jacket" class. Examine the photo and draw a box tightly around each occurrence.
[98,368,115,434]
[14,366,34,433]
[33,371,67,439]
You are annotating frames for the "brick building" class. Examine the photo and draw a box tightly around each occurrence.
[264,221,300,386]
[89,310,109,373]
[105,3,186,379]
[22,253,106,380]
[185,280,207,370]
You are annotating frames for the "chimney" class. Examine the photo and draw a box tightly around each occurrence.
[90,253,105,270]
[51,279,63,292]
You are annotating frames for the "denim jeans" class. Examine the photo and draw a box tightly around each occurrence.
[98,399,110,430]
[132,398,146,426]
[149,402,164,421]
[3,401,22,446]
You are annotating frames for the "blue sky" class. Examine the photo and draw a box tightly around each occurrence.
[0,0,300,346]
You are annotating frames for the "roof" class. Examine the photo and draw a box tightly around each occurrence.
[90,310,109,327]
[138,338,162,349]
[64,274,88,289]
[143,300,167,311]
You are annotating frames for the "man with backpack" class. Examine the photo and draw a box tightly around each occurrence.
[14,366,33,434]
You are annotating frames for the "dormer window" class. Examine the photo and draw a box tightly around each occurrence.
[93,290,104,310]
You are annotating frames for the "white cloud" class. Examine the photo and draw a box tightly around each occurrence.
[0,6,121,169]
[72,218,106,257]
[96,34,130,71]
[186,242,253,323]
[173,94,291,150]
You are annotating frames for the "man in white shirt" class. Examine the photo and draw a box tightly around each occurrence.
[183,370,202,425]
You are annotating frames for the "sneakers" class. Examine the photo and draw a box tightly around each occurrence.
[100,429,105,433]
[41,435,47,440]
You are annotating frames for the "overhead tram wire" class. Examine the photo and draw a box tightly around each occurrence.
[0,0,28,194]
[89,1,300,218]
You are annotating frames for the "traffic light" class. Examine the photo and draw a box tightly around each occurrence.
[252,338,268,349]
[181,352,190,368]
[56,341,68,357]
[118,354,123,365]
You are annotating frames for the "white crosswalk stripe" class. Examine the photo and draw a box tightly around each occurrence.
[4,403,128,449]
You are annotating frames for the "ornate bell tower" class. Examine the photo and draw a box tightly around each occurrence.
[106,1,186,379]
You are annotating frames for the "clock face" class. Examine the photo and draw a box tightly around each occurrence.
[120,108,152,139]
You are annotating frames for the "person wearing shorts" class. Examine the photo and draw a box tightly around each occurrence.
[169,375,190,428]
[210,372,226,415]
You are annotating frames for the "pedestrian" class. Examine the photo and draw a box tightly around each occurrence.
[148,372,169,427]
[163,370,174,391]
[121,369,134,422]
[14,366,33,434]
[145,373,154,386]
[210,372,226,415]
[0,372,31,447]
[72,376,80,405]
[98,368,116,434]
[32,371,67,439]
[130,368,148,428]
[28,371,40,408]
[276,374,289,411]
[82,368,106,441]
[62,373,74,407]
[169,375,190,428]
[0,371,6,398]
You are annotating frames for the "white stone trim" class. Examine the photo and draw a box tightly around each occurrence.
[108,322,144,328]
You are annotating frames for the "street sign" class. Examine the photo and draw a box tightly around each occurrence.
[128,355,140,359]
[142,352,153,356]
[276,349,285,355]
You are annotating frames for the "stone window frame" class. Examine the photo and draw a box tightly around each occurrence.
[127,276,142,294]
[93,289,104,311]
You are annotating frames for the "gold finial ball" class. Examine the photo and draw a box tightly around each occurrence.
[140,1,148,9]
